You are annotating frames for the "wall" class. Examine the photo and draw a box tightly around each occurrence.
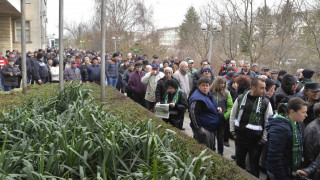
[0,15,13,52]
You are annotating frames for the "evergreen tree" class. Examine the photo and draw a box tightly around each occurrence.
[178,6,207,59]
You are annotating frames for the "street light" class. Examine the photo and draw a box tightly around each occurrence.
[80,40,85,49]
[112,36,121,52]
[201,23,221,64]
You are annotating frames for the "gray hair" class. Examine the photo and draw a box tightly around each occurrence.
[231,60,236,64]
[239,60,244,63]
[244,61,250,65]
[164,67,173,73]
[179,61,188,68]
[297,69,304,74]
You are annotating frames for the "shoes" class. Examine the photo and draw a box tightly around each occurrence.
[231,155,236,160]
[224,142,230,147]
[181,127,185,130]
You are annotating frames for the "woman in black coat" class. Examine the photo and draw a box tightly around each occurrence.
[266,97,308,179]
[1,58,21,91]
[161,78,188,130]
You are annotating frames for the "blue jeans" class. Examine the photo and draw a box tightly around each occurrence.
[4,86,16,91]
[108,78,118,88]
[105,77,108,86]
[0,74,3,90]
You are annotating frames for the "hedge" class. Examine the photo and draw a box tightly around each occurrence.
[0,83,257,180]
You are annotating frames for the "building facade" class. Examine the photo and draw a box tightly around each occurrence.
[0,0,47,53]
[157,27,180,47]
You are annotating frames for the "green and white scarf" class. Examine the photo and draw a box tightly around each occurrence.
[165,87,180,104]
[235,90,263,131]
[290,120,303,171]
[273,114,303,172]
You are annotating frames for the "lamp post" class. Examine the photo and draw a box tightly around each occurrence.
[112,36,121,52]
[80,40,85,49]
[201,23,221,64]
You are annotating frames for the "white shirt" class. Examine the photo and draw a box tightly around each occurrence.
[50,66,59,81]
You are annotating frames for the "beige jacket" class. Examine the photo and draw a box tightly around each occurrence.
[173,69,191,98]
[141,71,164,102]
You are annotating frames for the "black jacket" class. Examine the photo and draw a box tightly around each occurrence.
[227,82,238,102]
[33,59,49,83]
[303,119,320,179]
[162,90,188,129]
[155,77,179,103]
[266,114,302,179]
[275,74,297,107]
[1,65,21,86]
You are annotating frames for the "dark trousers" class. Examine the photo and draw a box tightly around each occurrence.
[193,129,217,151]
[216,123,224,155]
[4,86,16,91]
[145,100,155,112]
[132,94,146,107]
[163,115,184,130]
[224,118,230,142]
[235,140,262,178]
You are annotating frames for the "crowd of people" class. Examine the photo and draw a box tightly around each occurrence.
[0,48,319,179]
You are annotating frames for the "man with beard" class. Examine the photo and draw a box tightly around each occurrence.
[230,78,273,178]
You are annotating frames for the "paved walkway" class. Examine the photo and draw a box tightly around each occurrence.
[183,112,267,180]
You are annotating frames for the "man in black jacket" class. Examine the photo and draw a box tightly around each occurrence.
[1,58,21,91]
[33,53,48,85]
[230,78,273,178]
[301,102,320,179]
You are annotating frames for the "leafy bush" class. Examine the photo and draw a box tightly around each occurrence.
[0,83,213,179]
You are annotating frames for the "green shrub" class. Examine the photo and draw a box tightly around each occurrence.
[0,83,214,179]
[0,83,256,179]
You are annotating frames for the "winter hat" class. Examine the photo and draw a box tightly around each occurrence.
[278,70,287,76]
[202,67,214,75]
[113,53,120,58]
[281,74,298,94]
[302,69,315,79]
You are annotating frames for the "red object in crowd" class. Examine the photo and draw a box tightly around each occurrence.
[233,66,238,72]
[0,58,7,68]
[75,60,81,67]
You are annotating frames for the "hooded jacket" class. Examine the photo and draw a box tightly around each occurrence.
[266,114,295,180]
[275,74,297,106]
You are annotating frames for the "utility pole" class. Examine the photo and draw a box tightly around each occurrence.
[100,0,106,102]
[21,0,27,93]
[59,0,64,91]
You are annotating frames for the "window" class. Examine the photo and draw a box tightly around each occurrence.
[25,0,30,3]
[15,21,31,42]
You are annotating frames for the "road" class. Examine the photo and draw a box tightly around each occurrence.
[182,112,267,180]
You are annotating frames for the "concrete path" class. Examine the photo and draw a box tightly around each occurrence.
[182,112,267,180]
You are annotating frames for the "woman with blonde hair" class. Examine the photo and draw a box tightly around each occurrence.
[210,76,234,155]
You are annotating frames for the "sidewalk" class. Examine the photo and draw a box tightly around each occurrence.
[183,112,267,180]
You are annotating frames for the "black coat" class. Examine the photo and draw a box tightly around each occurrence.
[162,90,188,129]
[266,115,296,179]
[303,119,320,179]
[155,77,179,103]
[1,65,21,86]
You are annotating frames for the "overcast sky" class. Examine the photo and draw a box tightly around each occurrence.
[47,0,271,38]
